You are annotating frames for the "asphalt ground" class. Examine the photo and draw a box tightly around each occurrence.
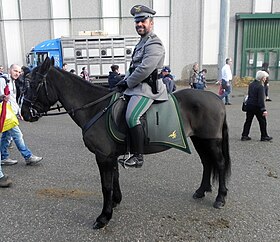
[1,82,280,241]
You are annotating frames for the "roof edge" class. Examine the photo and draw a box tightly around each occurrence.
[236,13,280,20]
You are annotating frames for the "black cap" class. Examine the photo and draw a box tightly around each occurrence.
[162,66,171,73]
[130,5,156,22]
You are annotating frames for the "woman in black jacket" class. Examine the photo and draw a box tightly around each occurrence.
[241,70,272,142]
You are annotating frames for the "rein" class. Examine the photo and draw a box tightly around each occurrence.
[24,70,117,117]
[38,91,116,117]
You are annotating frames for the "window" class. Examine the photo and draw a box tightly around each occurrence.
[255,0,272,13]
[4,21,23,65]
[51,0,70,37]
[51,0,70,18]
[153,0,170,16]
[102,0,120,35]
[1,0,19,19]
[102,0,119,17]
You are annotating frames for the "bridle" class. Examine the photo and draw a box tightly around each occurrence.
[22,68,120,134]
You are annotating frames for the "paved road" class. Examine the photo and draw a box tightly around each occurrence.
[1,83,280,241]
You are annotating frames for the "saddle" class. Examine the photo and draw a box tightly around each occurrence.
[106,93,191,154]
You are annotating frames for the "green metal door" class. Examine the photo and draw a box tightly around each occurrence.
[240,16,280,80]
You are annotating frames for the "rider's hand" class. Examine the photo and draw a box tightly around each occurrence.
[116,80,128,92]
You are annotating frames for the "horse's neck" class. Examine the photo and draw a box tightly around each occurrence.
[49,69,109,125]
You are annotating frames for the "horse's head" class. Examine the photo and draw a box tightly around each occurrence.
[21,57,58,122]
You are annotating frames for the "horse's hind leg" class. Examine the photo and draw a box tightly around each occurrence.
[191,136,228,208]
[191,136,213,199]
[93,154,120,229]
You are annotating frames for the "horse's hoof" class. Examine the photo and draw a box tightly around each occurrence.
[93,221,107,229]
[193,191,205,199]
[213,200,225,209]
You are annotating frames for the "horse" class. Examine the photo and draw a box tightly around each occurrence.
[21,57,231,229]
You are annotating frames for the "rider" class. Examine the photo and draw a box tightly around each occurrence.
[116,5,168,168]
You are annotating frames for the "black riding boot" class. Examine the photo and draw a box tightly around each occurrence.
[125,125,144,168]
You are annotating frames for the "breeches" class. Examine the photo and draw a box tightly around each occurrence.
[126,95,153,128]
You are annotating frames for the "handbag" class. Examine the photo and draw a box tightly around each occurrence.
[242,95,248,112]
[0,102,19,132]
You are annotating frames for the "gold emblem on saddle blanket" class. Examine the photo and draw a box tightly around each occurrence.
[168,130,177,139]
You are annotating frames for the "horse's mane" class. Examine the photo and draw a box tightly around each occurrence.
[54,66,109,92]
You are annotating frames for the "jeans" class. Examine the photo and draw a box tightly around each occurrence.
[1,126,32,160]
[219,79,231,103]
[0,155,3,178]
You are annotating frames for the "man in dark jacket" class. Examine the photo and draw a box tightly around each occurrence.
[108,64,122,90]
[241,70,272,142]
[161,66,176,93]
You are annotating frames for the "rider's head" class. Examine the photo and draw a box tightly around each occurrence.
[130,5,156,37]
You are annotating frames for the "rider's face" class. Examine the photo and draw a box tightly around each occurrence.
[135,18,153,36]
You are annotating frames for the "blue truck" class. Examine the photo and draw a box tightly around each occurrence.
[26,35,139,83]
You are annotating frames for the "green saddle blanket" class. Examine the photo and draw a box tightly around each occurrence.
[106,93,191,154]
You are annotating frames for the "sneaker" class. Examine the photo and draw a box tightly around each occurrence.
[25,155,43,165]
[265,98,272,102]
[241,136,251,141]
[0,175,12,188]
[1,158,18,166]
[225,102,232,105]
[260,136,273,142]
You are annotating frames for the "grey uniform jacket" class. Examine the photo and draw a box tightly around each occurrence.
[124,32,168,101]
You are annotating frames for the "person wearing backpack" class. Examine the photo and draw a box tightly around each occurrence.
[161,66,176,93]
[0,64,43,166]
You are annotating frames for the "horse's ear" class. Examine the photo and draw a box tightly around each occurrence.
[50,56,55,66]
[39,57,51,74]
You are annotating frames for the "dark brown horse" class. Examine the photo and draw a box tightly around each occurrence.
[21,57,231,229]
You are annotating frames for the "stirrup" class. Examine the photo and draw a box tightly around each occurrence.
[118,152,133,169]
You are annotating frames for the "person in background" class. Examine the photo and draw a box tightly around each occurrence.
[0,64,43,166]
[196,69,207,90]
[116,5,168,168]
[219,58,233,105]
[62,63,68,71]
[69,69,76,74]
[16,66,30,104]
[241,70,272,142]
[189,62,199,89]
[108,64,122,90]
[0,65,4,75]
[161,66,176,93]
[80,66,89,81]
[261,62,272,102]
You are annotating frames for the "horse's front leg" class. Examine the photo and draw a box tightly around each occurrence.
[93,154,117,229]
[112,158,122,208]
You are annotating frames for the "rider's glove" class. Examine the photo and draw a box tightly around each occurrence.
[116,80,128,92]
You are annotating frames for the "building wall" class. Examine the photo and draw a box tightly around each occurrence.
[0,0,279,81]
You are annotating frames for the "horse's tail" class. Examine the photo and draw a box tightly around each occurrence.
[221,114,231,179]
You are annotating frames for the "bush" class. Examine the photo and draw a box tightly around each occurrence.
[232,76,253,87]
